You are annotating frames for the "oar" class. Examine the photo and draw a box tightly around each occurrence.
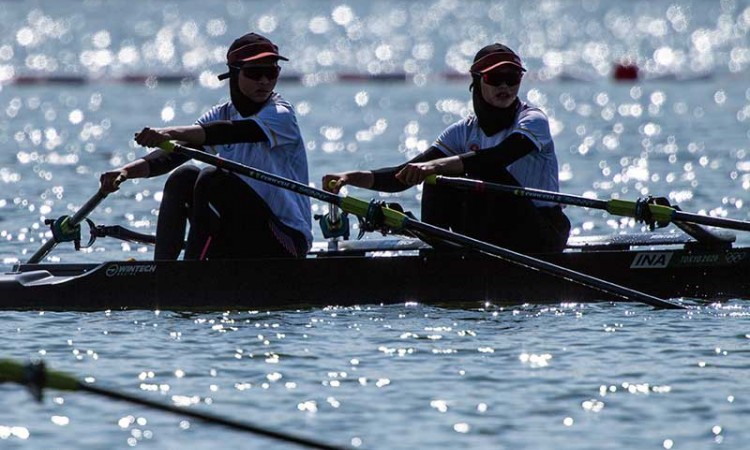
[425,175,750,233]
[27,188,112,264]
[158,142,683,309]
[0,359,346,450]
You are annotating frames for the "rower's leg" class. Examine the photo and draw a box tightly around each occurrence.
[184,168,304,260]
[211,171,306,258]
[461,167,571,253]
[419,184,468,249]
[538,207,572,252]
[421,183,463,229]
[183,167,223,260]
[154,165,199,260]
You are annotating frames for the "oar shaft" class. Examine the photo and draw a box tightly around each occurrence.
[27,190,109,264]
[404,218,683,309]
[672,210,750,232]
[0,359,346,450]
[26,238,58,265]
[79,384,344,450]
[428,175,608,210]
[69,190,110,225]
[94,225,157,245]
[430,175,750,233]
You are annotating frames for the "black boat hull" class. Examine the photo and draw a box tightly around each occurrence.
[2,246,749,310]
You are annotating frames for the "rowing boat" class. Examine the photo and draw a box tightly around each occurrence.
[2,232,747,310]
[7,141,750,311]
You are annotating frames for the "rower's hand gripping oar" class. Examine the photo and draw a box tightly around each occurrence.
[425,175,750,234]
[158,141,683,309]
[0,359,348,450]
[26,174,126,264]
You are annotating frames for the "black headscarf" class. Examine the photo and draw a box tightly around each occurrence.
[228,71,267,117]
[470,78,520,136]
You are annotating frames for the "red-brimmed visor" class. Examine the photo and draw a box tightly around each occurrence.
[218,43,289,81]
[227,43,288,65]
[470,52,526,74]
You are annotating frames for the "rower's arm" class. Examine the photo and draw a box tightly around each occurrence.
[385,134,536,186]
[371,147,446,191]
[142,150,191,177]
[151,125,206,145]
[103,121,270,191]
[135,121,269,177]
[119,159,150,178]
[459,133,536,177]
[200,120,269,145]
[136,121,268,149]
[324,147,445,193]
[99,158,152,193]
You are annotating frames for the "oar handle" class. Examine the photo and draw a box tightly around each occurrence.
[159,140,178,153]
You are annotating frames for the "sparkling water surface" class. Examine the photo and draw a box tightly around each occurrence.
[1,1,749,449]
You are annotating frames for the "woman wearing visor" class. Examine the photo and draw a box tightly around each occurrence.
[101,33,312,260]
[323,43,570,253]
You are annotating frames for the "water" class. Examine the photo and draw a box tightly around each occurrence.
[3,305,750,449]
[1,1,750,448]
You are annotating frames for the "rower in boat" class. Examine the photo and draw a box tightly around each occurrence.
[99,32,312,260]
[323,43,571,253]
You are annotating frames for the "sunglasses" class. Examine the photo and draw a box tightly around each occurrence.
[474,70,523,87]
[233,65,281,81]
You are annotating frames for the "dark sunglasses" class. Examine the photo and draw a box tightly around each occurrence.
[233,65,281,80]
[474,70,523,87]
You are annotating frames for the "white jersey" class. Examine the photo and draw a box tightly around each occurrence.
[433,102,560,207]
[197,93,312,248]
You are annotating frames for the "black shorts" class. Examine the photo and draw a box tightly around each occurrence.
[421,179,570,253]
[155,165,308,260]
